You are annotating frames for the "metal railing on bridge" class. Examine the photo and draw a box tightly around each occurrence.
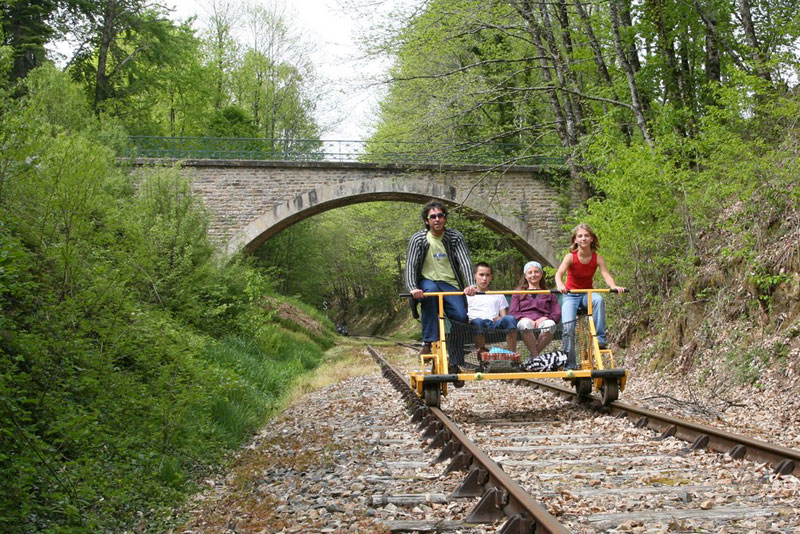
[123,136,565,166]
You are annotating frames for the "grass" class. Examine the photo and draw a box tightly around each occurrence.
[202,334,411,438]
[285,337,387,404]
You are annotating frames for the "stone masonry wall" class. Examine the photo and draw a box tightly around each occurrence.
[134,159,582,260]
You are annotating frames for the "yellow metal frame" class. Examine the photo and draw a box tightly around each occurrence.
[408,289,627,399]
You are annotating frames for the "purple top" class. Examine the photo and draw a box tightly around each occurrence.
[508,292,562,323]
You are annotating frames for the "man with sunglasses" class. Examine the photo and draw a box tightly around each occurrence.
[405,201,477,382]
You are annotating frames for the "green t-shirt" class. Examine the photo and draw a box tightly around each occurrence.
[421,231,458,286]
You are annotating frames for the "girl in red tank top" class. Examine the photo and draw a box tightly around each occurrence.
[555,223,625,349]
[555,223,623,293]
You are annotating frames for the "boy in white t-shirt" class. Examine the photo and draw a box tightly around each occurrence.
[466,262,517,350]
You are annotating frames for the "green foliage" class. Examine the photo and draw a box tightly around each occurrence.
[0,40,10,81]
[748,268,791,309]
[367,0,800,192]
[579,134,696,297]
[255,201,526,332]
[576,81,800,304]
[448,211,526,289]
[256,202,419,319]
[365,0,558,163]
[0,66,333,533]
[0,0,62,81]
[132,167,214,306]
[206,105,259,138]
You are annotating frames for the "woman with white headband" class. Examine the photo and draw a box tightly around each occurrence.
[507,261,561,357]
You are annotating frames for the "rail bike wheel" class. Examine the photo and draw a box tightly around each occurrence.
[423,383,441,407]
[574,377,592,397]
[600,378,619,405]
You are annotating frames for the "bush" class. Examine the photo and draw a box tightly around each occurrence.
[0,66,334,533]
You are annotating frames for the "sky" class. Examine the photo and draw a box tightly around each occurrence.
[167,0,397,141]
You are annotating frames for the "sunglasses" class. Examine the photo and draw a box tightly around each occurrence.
[427,213,446,220]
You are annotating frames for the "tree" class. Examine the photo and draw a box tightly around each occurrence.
[205,104,258,137]
[67,0,197,118]
[366,1,559,165]
[198,0,242,111]
[131,22,215,136]
[366,0,800,171]
[234,1,319,142]
[1,0,60,81]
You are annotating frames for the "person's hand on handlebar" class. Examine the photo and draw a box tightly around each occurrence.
[411,289,424,300]
[463,284,477,296]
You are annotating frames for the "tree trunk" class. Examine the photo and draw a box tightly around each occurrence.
[609,0,654,148]
[95,0,119,111]
[575,0,612,86]
[618,0,650,113]
[694,0,747,79]
[679,38,695,130]
[619,0,642,73]
[550,0,587,137]
[651,0,682,107]
[738,0,771,82]
[536,0,583,142]
[169,86,176,135]
[4,0,56,81]
[575,0,632,142]
[702,2,721,85]
[510,1,568,145]
[509,0,590,198]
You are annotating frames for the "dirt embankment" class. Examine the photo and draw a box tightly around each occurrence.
[616,195,800,448]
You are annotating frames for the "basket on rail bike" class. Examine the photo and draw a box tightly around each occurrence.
[407,289,627,408]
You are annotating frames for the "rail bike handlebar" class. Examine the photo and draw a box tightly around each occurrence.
[398,288,628,298]
[562,288,628,293]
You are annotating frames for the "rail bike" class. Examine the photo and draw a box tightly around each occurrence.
[407,289,627,408]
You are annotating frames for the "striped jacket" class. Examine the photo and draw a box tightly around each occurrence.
[405,228,475,292]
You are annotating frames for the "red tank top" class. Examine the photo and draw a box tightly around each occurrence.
[566,250,597,290]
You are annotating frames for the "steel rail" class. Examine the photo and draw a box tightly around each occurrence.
[523,379,800,477]
[367,345,571,534]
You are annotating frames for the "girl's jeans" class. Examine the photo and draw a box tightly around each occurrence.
[561,292,606,354]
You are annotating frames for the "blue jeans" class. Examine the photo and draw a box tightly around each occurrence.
[419,279,468,365]
[469,316,518,332]
[561,292,606,352]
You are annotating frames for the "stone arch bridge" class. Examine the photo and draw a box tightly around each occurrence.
[131,159,583,267]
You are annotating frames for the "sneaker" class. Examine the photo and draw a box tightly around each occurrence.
[419,342,432,355]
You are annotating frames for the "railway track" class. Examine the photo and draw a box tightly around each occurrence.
[368,344,800,533]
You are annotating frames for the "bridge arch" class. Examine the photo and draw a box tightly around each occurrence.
[225,177,559,267]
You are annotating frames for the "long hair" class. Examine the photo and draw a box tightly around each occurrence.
[515,265,548,291]
[569,223,599,252]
